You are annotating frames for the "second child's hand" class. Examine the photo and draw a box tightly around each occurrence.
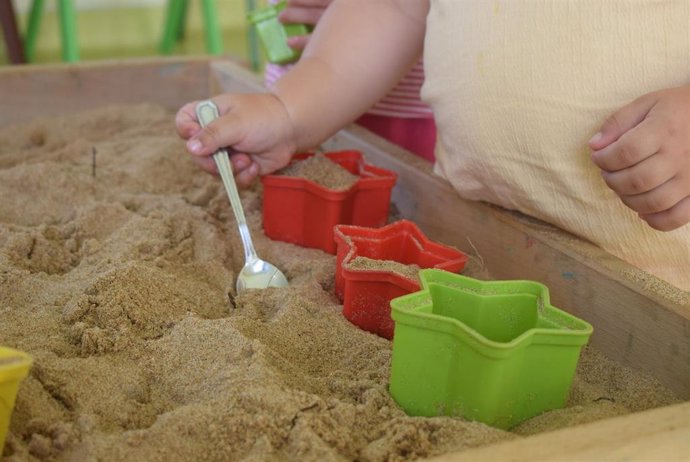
[589,85,690,231]
[279,0,332,49]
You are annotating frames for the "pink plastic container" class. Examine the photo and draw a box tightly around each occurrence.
[262,151,397,254]
[334,220,468,339]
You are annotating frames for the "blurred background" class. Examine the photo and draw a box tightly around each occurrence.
[0,0,257,68]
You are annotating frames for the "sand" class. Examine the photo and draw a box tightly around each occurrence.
[0,104,682,462]
[346,257,421,282]
[276,154,359,191]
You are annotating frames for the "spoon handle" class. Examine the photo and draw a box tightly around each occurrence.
[195,100,259,264]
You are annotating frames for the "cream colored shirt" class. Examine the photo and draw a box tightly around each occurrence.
[424,0,690,290]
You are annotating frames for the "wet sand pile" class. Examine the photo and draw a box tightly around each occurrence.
[0,105,680,461]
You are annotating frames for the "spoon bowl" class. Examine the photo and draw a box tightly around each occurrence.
[195,100,289,293]
[237,258,289,292]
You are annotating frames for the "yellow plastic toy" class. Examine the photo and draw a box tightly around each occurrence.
[0,347,32,452]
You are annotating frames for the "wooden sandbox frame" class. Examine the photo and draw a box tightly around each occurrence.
[1,58,689,461]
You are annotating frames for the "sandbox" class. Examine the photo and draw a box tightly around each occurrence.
[0,59,689,461]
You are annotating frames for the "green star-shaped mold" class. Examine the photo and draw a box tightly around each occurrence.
[389,269,593,429]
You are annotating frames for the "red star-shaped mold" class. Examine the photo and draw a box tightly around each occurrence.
[333,219,468,339]
[262,150,397,254]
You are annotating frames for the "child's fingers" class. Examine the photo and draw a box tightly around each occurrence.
[639,196,690,232]
[286,0,331,7]
[234,163,260,189]
[189,150,258,187]
[279,5,327,26]
[190,152,258,188]
[189,153,218,175]
[248,149,294,177]
[182,95,239,154]
[230,153,253,172]
[591,116,663,172]
[286,35,311,50]
[186,112,244,158]
[620,177,686,215]
[175,101,202,139]
[589,92,658,151]
[600,151,676,195]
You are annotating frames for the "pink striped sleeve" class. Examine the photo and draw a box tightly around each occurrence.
[263,60,432,119]
[369,61,432,118]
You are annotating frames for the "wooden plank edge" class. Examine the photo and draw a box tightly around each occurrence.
[0,57,215,127]
[0,55,212,74]
[426,401,690,462]
[210,60,265,94]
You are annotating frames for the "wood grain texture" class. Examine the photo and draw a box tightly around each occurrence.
[210,60,264,94]
[427,401,690,462]
[0,57,212,127]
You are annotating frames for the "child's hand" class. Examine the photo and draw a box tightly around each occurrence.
[175,93,297,188]
[589,85,690,231]
[279,0,331,49]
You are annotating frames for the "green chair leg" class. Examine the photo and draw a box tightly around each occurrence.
[58,0,79,62]
[161,0,260,63]
[24,0,44,62]
[176,0,189,40]
[160,0,186,54]
[25,0,78,63]
[244,0,261,71]
[200,0,222,55]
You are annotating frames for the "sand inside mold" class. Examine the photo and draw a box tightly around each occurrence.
[276,154,360,191]
[0,104,681,462]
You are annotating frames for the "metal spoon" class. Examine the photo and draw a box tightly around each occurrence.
[195,100,289,293]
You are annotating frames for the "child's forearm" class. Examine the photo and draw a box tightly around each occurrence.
[272,0,429,151]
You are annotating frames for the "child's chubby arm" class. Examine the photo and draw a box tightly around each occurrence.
[589,85,690,231]
[176,0,429,188]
